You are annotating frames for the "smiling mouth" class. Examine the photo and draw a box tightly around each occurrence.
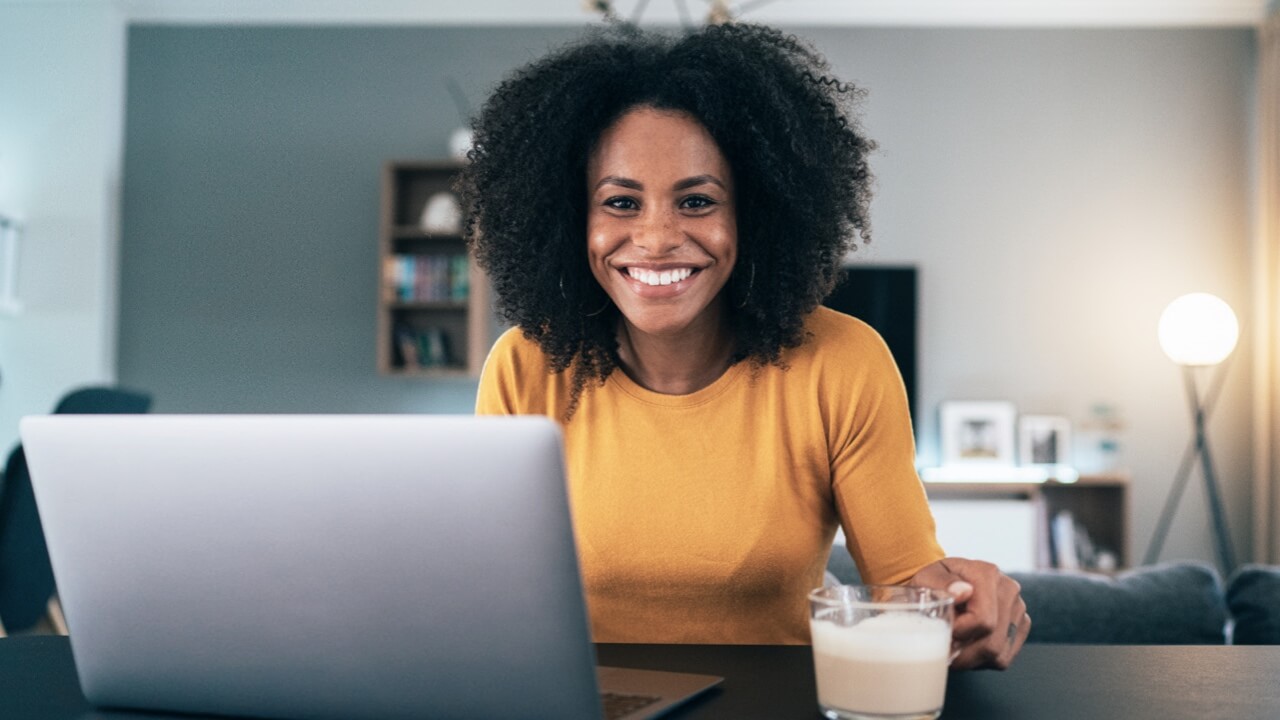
[621,267,701,287]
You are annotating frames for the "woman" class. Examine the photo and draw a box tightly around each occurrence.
[461,22,1028,669]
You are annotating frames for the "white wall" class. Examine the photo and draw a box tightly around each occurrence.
[0,2,126,448]
[808,28,1256,567]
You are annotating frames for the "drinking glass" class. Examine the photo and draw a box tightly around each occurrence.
[808,584,955,720]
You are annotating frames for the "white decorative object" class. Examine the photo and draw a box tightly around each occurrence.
[448,127,473,160]
[419,192,462,235]
[0,215,23,315]
[939,401,1017,468]
[1075,403,1123,475]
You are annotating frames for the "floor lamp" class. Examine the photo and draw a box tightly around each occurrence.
[1144,293,1238,574]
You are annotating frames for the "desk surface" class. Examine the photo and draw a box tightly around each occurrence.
[3,636,1279,719]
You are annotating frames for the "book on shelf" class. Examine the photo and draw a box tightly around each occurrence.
[393,324,453,369]
[1049,510,1118,571]
[450,255,469,301]
[1051,510,1080,570]
[385,253,470,303]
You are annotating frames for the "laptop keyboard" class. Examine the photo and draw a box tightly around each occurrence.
[601,691,662,719]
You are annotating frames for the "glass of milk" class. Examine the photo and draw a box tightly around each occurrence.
[808,585,955,720]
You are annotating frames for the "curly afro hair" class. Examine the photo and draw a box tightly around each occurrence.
[458,22,875,417]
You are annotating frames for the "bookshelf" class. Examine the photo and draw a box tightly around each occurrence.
[377,160,491,377]
[925,474,1130,572]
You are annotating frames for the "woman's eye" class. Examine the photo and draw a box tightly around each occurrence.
[604,196,638,211]
[681,195,715,210]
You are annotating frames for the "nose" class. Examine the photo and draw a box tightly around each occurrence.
[632,206,683,255]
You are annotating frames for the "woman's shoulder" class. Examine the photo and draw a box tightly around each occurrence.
[485,326,551,369]
[490,325,539,353]
[782,306,901,390]
[802,306,891,357]
[478,326,559,394]
[477,326,565,416]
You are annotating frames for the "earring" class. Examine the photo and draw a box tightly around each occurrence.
[735,260,755,309]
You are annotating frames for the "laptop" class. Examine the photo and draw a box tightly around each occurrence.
[19,414,721,720]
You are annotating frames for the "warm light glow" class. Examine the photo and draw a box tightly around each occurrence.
[1158,293,1239,366]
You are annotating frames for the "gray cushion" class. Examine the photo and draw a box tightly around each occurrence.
[1226,565,1280,645]
[825,545,861,586]
[822,550,1226,645]
[1010,562,1227,644]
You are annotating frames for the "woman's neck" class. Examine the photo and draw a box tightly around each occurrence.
[614,311,736,396]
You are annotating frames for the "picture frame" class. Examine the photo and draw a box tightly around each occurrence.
[1019,415,1072,467]
[939,401,1017,467]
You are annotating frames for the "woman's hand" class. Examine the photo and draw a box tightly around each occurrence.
[908,557,1030,670]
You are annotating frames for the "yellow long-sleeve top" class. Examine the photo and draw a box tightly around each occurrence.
[475,306,944,644]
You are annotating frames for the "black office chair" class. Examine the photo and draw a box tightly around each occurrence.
[52,386,152,415]
[0,385,152,635]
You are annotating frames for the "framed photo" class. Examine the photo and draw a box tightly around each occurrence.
[1019,415,1072,467]
[939,401,1017,466]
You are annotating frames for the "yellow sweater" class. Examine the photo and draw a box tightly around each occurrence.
[475,307,943,644]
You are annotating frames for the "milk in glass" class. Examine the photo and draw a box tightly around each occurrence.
[810,612,951,719]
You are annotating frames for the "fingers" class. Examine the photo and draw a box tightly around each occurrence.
[944,560,1028,671]
[946,580,974,603]
[995,578,1030,669]
[907,557,1028,670]
[996,606,1031,669]
[957,588,1027,670]
[946,559,1002,645]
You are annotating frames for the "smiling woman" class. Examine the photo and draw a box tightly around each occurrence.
[458,22,875,417]
[460,22,1029,666]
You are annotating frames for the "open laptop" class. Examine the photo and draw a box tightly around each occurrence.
[19,414,721,720]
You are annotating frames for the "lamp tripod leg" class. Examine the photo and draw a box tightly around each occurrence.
[1195,405,1237,574]
[1145,362,1236,571]
[1144,440,1198,565]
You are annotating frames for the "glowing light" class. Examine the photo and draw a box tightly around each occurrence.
[1158,293,1238,367]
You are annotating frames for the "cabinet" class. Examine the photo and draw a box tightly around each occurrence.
[377,160,491,377]
[925,475,1129,572]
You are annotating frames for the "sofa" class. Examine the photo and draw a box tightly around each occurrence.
[825,546,1280,645]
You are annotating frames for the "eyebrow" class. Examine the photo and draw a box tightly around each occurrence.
[674,175,725,191]
[594,174,726,192]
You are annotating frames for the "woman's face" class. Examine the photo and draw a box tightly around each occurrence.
[586,106,737,340]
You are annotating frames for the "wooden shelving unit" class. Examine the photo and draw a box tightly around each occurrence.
[925,474,1130,571]
[377,160,490,377]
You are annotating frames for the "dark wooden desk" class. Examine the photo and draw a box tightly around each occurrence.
[3,636,1279,719]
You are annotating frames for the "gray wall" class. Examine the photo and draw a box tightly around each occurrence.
[120,27,587,415]
[119,26,1256,566]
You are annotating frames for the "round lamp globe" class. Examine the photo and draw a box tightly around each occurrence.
[1158,293,1239,366]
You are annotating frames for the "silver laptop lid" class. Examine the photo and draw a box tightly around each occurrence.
[20,414,602,720]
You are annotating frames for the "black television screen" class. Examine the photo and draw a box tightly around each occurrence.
[821,266,918,431]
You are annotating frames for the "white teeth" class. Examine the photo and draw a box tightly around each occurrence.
[625,267,695,286]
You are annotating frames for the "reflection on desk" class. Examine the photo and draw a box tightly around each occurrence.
[2,636,1278,719]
